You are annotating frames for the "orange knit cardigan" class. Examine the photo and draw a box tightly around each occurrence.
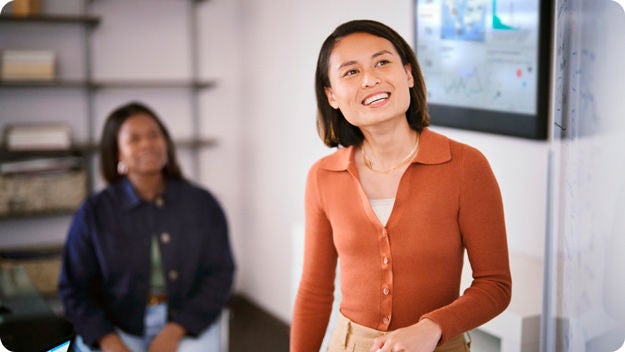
[291,128,511,351]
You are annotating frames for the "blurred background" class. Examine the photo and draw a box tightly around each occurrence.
[1,0,624,351]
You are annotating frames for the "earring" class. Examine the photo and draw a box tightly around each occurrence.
[117,161,128,175]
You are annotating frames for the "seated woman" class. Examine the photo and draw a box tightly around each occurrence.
[59,101,235,352]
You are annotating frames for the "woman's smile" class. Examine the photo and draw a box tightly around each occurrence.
[362,92,391,106]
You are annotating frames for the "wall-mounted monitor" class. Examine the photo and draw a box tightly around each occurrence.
[414,0,552,139]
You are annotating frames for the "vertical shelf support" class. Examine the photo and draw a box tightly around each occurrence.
[188,0,202,181]
[84,0,97,191]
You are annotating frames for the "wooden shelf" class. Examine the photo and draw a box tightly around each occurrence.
[89,79,218,90]
[73,137,218,153]
[0,148,84,160]
[0,243,63,260]
[0,80,82,88]
[0,209,76,221]
[174,137,219,149]
[0,79,218,90]
[0,137,218,157]
[0,14,100,26]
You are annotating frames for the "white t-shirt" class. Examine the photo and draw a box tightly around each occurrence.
[369,198,395,226]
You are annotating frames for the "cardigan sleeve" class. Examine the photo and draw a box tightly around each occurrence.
[169,189,235,336]
[290,162,339,351]
[58,199,116,347]
[421,144,512,344]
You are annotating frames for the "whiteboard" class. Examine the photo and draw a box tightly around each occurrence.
[546,0,625,350]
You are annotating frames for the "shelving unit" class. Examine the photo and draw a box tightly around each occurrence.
[0,14,100,25]
[0,0,217,226]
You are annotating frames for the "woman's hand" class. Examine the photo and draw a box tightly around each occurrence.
[147,322,186,352]
[369,318,442,352]
[99,333,131,352]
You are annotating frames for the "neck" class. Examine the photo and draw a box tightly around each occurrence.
[361,126,419,171]
[128,173,165,201]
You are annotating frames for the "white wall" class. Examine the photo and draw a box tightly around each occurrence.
[235,0,549,323]
[194,0,245,292]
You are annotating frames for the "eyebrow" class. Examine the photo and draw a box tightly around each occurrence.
[336,50,394,71]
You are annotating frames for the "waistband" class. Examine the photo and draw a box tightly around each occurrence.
[334,312,470,351]
[336,312,385,343]
[147,292,167,306]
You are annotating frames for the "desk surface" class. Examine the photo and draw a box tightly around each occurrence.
[0,265,73,351]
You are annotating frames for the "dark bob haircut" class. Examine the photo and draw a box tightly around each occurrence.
[99,101,183,184]
[315,19,430,148]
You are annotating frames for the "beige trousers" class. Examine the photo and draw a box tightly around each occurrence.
[327,313,470,352]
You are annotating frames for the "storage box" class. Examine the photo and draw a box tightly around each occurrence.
[3,124,71,151]
[1,256,62,296]
[1,50,55,81]
[12,0,40,17]
[0,169,87,217]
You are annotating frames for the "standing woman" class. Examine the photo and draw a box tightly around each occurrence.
[291,20,511,352]
[59,102,235,352]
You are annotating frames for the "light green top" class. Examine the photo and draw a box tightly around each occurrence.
[150,236,166,295]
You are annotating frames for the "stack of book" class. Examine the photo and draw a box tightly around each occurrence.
[1,50,56,81]
[3,124,72,151]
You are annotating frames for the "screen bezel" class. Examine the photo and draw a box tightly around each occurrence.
[414,0,553,140]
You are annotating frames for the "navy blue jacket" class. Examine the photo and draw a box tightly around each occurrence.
[59,178,235,347]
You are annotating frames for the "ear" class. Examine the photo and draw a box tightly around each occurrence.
[324,87,339,109]
[404,64,414,88]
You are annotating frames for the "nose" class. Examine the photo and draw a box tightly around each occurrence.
[138,135,158,149]
[361,70,380,88]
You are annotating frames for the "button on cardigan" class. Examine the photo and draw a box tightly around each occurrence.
[291,128,511,351]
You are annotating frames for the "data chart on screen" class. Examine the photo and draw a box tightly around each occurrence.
[416,0,540,115]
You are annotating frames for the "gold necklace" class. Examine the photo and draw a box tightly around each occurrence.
[361,134,420,174]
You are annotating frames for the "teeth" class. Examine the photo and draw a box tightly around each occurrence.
[364,93,389,105]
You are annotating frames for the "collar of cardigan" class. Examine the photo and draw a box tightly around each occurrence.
[319,127,453,172]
